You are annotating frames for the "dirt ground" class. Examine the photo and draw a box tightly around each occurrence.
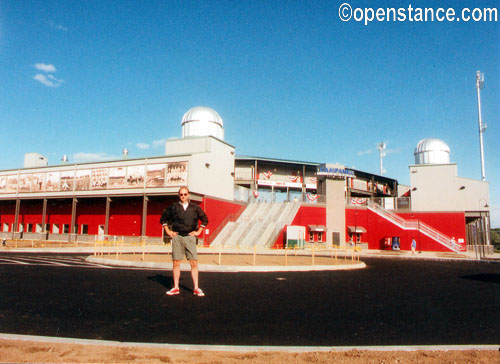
[109,252,361,267]
[0,339,499,364]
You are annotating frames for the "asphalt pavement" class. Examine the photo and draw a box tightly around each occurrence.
[0,253,499,346]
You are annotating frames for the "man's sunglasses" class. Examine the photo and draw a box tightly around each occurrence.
[179,193,188,196]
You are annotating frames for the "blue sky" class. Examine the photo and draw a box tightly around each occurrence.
[1,0,499,226]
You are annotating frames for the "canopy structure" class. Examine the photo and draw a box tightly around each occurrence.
[308,225,326,232]
[347,226,367,233]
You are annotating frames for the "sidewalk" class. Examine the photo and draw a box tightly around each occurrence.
[2,243,498,272]
[2,243,498,258]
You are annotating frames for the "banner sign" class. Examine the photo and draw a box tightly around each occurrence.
[307,193,319,201]
[317,166,355,179]
[258,180,302,188]
[351,198,368,205]
[0,161,188,194]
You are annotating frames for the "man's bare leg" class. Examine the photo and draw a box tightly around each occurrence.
[172,260,181,288]
[189,260,199,290]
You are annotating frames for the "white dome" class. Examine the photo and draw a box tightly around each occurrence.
[181,106,224,140]
[414,138,450,165]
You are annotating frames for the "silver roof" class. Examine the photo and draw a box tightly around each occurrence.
[414,138,450,154]
[181,106,223,127]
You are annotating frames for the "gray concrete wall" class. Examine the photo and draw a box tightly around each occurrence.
[325,178,346,245]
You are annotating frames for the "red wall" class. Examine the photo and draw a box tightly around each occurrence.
[0,200,16,231]
[46,199,72,233]
[202,196,246,246]
[146,196,175,238]
[108,197,143,236]
[19,200,43,231]
[291,205,326,226]
[273,204,326,248]
[75,198,106,235]
[0,195,467,253]
[345,207,466,252]
[0,196,242,240]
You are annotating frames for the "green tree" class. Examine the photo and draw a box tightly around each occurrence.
[490,228,500,252]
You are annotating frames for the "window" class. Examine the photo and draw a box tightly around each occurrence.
[2,223,8,232]
[309,231,314,242]
[36,223,42,233]
[318,232,323,242]
[53,224,60,234]
[19,223,24,232]
[63,224,69,234]
[27,224,33,233]
[81,224,88,235]
[45,224,50,233]
[73,224,79,234]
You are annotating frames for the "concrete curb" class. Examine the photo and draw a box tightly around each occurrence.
[1,333,498,353]
[85,255,367,272]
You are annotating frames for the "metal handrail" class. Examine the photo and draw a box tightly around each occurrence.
[367,202,464,252]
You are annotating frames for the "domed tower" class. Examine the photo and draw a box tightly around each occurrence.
[181,106,224,140]
[414,138,450,165]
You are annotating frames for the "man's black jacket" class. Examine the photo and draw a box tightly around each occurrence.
[160,202,208,236]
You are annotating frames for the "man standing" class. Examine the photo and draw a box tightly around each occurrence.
[160,186,208,296]
[411,238,417,255]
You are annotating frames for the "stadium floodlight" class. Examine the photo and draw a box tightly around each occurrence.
[476,70,486,181]
[378,142,386,175]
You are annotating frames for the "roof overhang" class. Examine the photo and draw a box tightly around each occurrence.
[308,225,326,232]
[348,226,367,233]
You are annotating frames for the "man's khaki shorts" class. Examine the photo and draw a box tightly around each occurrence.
[172,235,198,261]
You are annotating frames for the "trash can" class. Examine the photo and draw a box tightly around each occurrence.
[392,236,400,251]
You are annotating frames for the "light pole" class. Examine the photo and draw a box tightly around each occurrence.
[476,71,487,181]
[378,142,386,176]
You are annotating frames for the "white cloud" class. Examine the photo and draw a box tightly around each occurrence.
[33,74,64,88]
[50,21,68,32]
[33,74,63,87]
[136,143,150,150]
[357,143,402,157]
[152,139,166,148]
[72,152,115,163]
[357,149,374,156]
[34,63,56,72]
[386,147,402,155]
[33,63,64,87]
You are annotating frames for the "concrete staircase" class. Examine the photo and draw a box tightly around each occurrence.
[210,202,301,248]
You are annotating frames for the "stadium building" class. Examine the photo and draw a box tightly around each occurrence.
[0,107,491,253]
